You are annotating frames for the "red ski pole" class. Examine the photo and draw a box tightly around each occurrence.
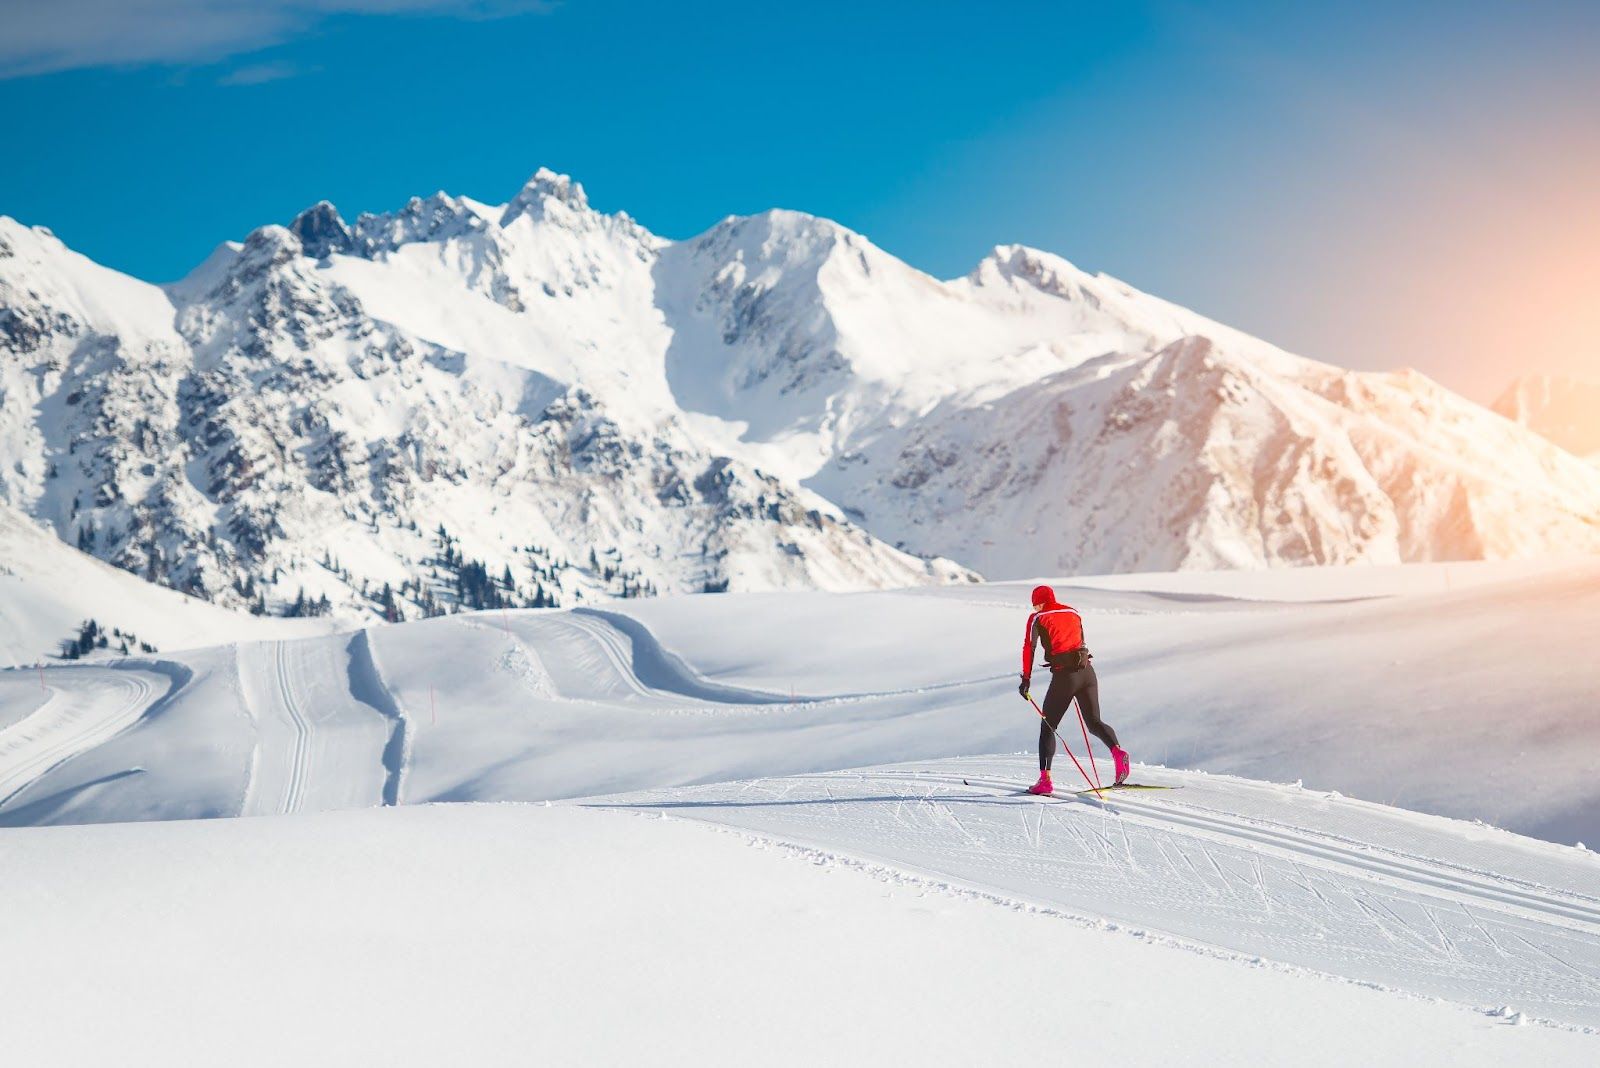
[1072,697,1104,792]
[1027,694,1103,797]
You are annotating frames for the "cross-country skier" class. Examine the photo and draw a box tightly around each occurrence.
[1018,584,1130,795]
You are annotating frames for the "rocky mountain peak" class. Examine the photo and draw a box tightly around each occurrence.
[501,167,591,226]
[351,192,488,256]
[971,244,1094,298]
[289,201,353,260]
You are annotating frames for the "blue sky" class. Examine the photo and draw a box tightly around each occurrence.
[2,0,1596,400]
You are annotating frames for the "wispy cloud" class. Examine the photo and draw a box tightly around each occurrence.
[0,1,554,80]
[216,60,304,86]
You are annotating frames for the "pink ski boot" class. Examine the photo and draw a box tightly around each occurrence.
[1028,770,1054,796]
[1112,748,1131,786]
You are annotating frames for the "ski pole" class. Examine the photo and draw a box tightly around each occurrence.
[1027,694,1102,796]
[1072,696,1103,792]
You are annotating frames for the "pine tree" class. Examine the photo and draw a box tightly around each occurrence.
[380,582,403,623]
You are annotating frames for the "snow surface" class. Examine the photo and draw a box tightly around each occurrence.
[2,562,1599,1060]
[3,560,1596,840]
[7,803,1595,1067]
[597,757,1600,1027]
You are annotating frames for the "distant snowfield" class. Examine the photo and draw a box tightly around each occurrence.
[2,560,1598,1062]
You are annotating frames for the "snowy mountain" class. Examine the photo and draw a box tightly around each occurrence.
[0,198,969,622]
[1495,375,1600,463]
[4,170,1599,622]
[822,336,1600,575]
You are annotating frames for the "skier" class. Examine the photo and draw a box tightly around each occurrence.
[1018,584,1130,795]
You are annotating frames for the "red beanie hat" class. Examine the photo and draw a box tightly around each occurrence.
[1031,584,1058,608]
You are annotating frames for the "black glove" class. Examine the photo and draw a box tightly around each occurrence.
[1018,676,1030,700]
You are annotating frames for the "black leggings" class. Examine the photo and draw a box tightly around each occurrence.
[1038,665,1119,771]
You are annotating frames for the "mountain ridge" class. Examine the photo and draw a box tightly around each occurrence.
[3,169,1597,622]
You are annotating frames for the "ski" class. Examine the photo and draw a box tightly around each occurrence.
[1071,783,1180,795]
[958,778,1179,798]
[961,778,1069,796]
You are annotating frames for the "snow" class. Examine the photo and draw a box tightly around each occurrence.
[2,562,1599,1060]
[3,193,966,623]
[0,217,183,343]
[2,803,1595,1067]
[234,634,399,816]
[0,500,332,666]
[1060,555,1591,601]
[1495,375,1600,460]
[600,758,1600,1027]
[0,664,169,804]
[4,559,1596,841]
[812,336,1600,577]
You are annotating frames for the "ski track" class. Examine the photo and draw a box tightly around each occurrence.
[589,757,1600,1029]
[0,667,167,808]
[277,639,313,815]
[236,637,394,817]
[563,612,653,699]
[508,608,1002,713]
[937,772,1600,929]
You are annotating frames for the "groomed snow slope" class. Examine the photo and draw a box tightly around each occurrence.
[4,802,1596,1067]
[594,757,1600,1028]
[2,562,1598,1059]
[2,560,1596,841]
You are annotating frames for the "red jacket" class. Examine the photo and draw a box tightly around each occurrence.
[1022,601,1084,676]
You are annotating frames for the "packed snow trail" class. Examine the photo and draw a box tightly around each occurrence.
[590,755,1600,1028]
[236,636,398,816]
[503,605,993,708]
[0,667,167,808]
[0,561,1597,843]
